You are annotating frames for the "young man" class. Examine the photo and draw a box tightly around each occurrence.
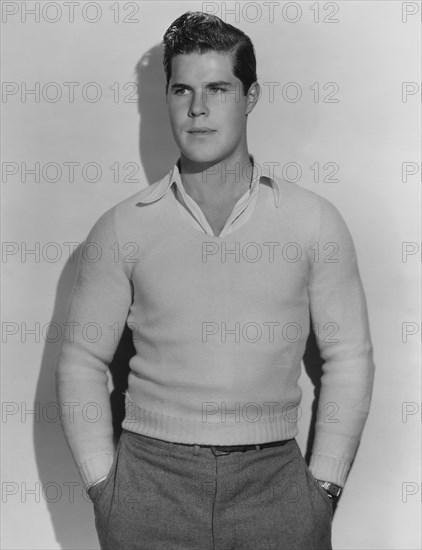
[56,11,375,550]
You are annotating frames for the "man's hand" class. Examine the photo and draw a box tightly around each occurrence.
[316,479,342,510]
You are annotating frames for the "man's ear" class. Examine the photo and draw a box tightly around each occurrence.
[245,82,261,116]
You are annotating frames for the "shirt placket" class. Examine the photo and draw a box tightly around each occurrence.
[173,166,262,238]
[174,185,215,236]
[218,185,259,238]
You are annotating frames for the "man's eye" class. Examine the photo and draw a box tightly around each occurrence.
[207,87,226,94]
[174,88,189,95]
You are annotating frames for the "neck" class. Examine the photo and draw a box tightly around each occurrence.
[178,152,254,204]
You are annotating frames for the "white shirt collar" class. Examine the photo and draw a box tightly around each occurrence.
[135,155,282,208]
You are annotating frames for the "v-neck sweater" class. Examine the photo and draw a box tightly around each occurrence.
[56,160,375,490]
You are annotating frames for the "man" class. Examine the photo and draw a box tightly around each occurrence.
[56,11,375,550]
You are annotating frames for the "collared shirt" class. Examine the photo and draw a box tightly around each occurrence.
[135,155,281,238]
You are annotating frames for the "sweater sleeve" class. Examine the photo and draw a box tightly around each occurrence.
[306,196,376,487]
[55,207,134,490]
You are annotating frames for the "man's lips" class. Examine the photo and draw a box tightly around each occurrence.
[187,128,216,134]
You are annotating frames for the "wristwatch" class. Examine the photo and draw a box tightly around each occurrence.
[316,480,342,501]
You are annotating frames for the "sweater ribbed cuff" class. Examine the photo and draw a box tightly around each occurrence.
[78,451,115,491]
[308,453,351,487]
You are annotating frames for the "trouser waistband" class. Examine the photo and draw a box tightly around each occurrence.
[183,438,294,456]
[122,429,294,457]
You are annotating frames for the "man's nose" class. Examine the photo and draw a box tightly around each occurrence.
[188,91,208,117]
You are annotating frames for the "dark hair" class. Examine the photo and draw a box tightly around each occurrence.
[162,11,257,96]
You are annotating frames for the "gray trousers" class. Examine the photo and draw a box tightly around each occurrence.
[88,429,333,550]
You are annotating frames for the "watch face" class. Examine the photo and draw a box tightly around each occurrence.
[319,481,342,498]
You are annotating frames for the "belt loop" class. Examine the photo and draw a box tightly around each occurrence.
[193,444,200,456]
[255,444,261,451]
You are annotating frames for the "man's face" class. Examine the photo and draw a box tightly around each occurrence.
[166,51,253,166]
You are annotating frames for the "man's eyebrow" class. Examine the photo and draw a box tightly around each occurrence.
[169,80,234,90]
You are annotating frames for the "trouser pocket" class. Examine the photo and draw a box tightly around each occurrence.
[291,441,334,549]
[91,435,124,549]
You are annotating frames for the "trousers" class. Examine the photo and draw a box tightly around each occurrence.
[88,429,334,550]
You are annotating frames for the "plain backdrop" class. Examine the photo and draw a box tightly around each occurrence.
[2,1,420,549]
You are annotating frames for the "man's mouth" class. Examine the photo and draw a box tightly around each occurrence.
[187,128,216,134]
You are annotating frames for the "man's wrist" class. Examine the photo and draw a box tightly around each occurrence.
[88,475,108,491]
[316,479,342,501]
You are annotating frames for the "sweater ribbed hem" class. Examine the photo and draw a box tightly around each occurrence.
[122,392,298,446]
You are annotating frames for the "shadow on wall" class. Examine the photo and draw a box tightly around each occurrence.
[35,43,331,549]
[35,244,136,549]
[136,42,179,183]
[34,43,177,549]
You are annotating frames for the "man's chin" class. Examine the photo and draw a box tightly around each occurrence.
[180,150,223,167]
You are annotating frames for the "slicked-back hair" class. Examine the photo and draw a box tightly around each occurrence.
[162,11,257,96]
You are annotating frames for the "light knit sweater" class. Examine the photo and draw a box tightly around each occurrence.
[55,157,375,490]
